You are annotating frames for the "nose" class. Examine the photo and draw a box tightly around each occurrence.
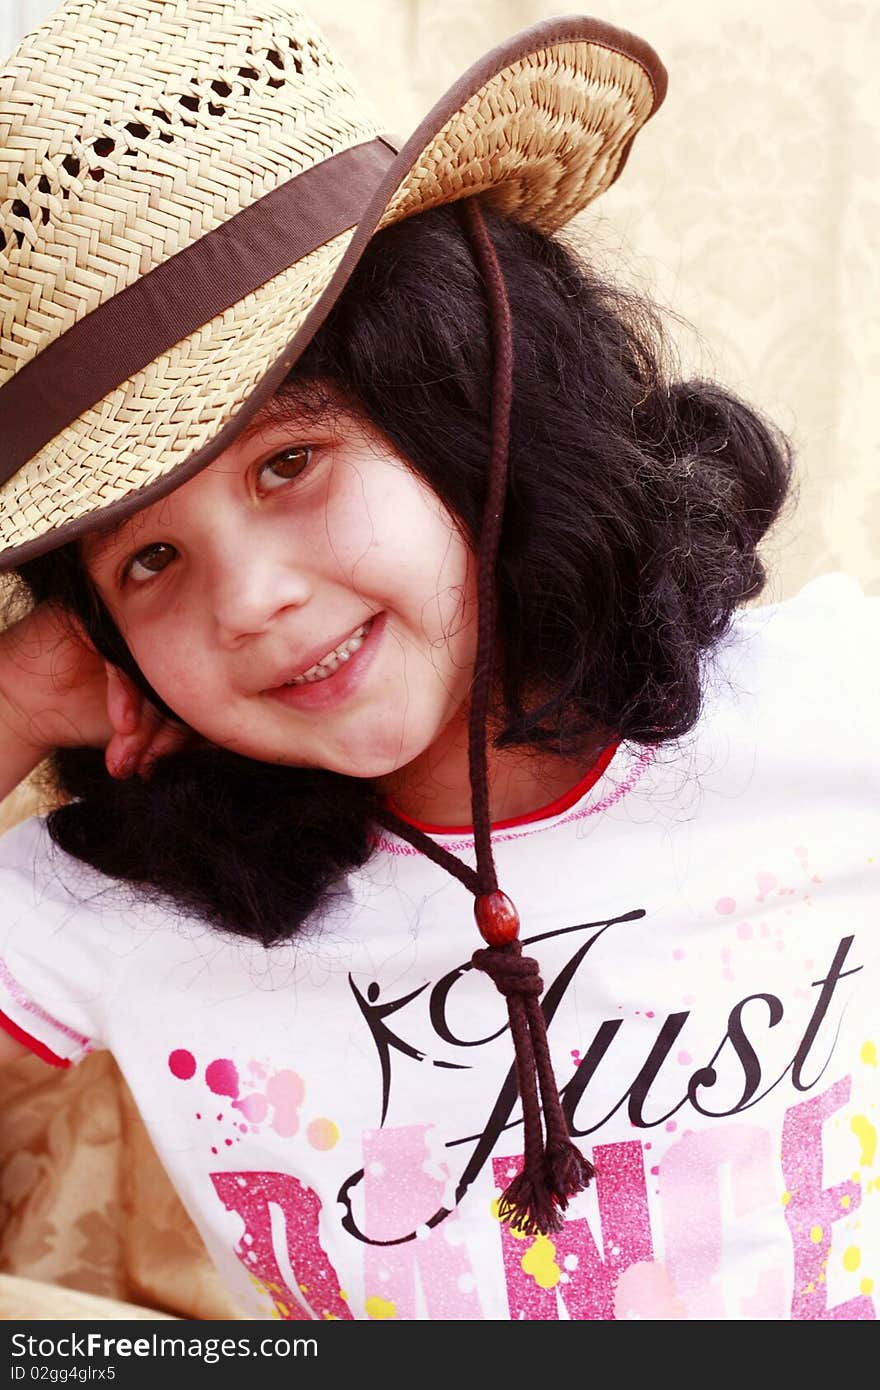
[209,533,313,646]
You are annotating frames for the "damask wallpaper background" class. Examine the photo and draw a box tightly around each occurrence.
[0,0,877,1318]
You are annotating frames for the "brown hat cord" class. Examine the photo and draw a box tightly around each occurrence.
[378,198,595,1237]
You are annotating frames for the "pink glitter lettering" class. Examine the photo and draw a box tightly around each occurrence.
[660,1124,783,1318]
[781,1076,875,1320]
[497,1140,653,1320]
[211,1171,352,1321]
[363,1126,482,1319]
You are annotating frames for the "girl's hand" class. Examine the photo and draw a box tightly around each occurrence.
[103,664,194,780]
[0,603,111,755]
[0,603,192,780]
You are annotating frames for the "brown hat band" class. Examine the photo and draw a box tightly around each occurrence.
[0,137,397,487]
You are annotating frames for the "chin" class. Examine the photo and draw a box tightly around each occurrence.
[329,728,441,782]
[326,752,415,782]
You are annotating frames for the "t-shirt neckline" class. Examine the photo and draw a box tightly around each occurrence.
[383,740,620,837]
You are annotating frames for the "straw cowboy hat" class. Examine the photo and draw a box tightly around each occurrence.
[0,1,666,570]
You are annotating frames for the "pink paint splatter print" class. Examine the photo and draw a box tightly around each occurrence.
[794,844,822,885]
[236,1093,268,1124]
[167,1050,314,1152]
[168,1048,196,1080]
[756,871,777,903]
[264,1069,305,1138]
[205,1058,240,1099]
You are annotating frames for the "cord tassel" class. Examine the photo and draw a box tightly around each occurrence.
[472,941,593,1232]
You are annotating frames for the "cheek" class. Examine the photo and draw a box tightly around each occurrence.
[325,461,473,601]
[427,532,478,656]
[127,622,213,718]
[366,511,475,632]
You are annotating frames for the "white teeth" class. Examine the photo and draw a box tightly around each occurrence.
[285,620,372,686]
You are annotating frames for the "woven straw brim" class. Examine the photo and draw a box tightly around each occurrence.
[0,25,664,568]
[5,232,353,554]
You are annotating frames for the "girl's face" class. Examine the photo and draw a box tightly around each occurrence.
[83,390,478,781]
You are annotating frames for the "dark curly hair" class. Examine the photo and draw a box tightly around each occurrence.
[13,201,795,944]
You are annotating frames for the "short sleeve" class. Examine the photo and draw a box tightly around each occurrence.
[720,571,880,772]
[0,817,107,1067]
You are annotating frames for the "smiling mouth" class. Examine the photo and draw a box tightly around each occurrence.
[284,618,374,686]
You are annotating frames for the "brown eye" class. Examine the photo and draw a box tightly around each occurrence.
[259,446,312,490]
[126,542,177,583]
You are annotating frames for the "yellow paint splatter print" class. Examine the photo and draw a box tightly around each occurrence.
[365,1295,397,1319]
[851,1115,877,1167]
[521,1234,561,1290]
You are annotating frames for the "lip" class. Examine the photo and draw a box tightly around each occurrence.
[263,612,386,712]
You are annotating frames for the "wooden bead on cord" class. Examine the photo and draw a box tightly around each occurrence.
[474,890,520,946]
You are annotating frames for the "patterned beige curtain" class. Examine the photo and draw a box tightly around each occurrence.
[1,0,878,1318]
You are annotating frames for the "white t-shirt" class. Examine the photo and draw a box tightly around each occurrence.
[0,573,877,1321]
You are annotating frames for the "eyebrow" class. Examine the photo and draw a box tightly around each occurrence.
[235,410,281,444]
[81,499,156,563]
[81,518,126,560]
[237,392,326,438]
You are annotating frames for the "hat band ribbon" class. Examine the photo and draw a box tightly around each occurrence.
[0,137,398,487]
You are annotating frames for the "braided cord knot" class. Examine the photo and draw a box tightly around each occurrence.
[471,942,543,998]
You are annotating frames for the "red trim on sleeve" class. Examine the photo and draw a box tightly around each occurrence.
[386,740,621,835]
[0,1008,71,1068]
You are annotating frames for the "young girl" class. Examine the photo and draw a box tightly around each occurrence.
[0,1,877,1321]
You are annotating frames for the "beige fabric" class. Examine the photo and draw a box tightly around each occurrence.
[0,1049,243,1319]
[1,0,878,1323]
[0,1274,177,1320]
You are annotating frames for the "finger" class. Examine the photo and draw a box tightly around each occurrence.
[105,731,137,780]
[121,710,167,771]
[105,664,140,736]
[106,717,163,779]
[136,721,192,778]
[106,679,160,777]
